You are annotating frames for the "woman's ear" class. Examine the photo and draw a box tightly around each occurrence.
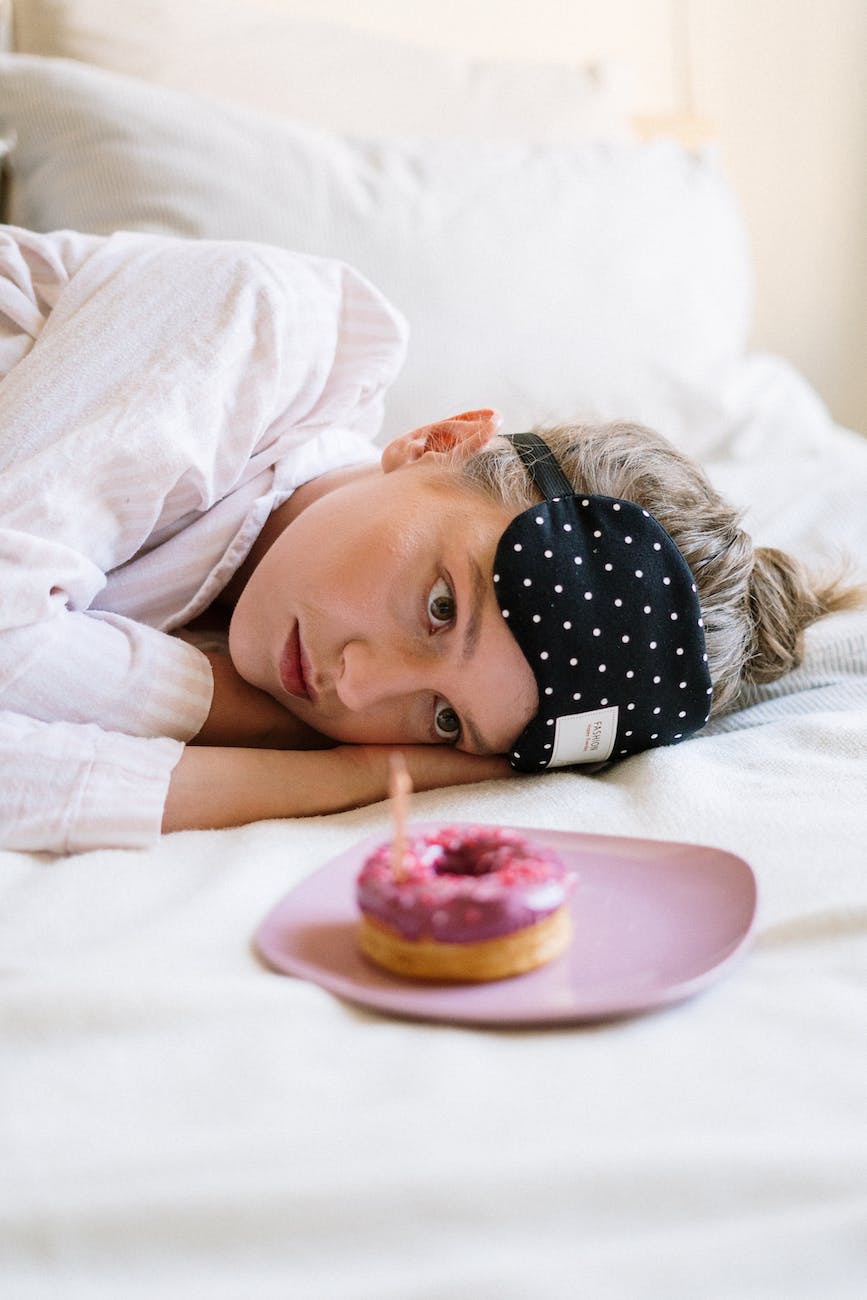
[381,409,502,473]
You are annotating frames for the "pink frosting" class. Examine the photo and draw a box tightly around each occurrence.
[356,825,575,944]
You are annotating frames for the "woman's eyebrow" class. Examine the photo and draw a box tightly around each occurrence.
[461,554,487,665]
[459,555,496,755]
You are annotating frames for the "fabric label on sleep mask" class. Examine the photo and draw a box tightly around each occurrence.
[550,705,619,767]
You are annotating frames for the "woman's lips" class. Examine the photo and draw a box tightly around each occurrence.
[279,623,310,700]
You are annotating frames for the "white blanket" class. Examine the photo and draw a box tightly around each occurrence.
[1,362,866,1298]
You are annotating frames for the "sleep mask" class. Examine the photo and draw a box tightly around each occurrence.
[494,432,713,770]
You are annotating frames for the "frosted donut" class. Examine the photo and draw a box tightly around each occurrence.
[356,825,575,982]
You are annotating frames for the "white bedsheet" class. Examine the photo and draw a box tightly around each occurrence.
[1,361,866,1299]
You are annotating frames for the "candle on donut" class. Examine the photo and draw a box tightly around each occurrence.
[388,752,412,882]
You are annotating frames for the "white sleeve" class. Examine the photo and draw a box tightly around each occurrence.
[1,227,408,500]
[0,601,214,739]
[263,249,409,446]
[0,711,185,853]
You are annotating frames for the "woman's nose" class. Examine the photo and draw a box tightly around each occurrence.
[336,638,429,711]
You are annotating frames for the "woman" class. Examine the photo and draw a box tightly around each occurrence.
[0,225,857,852]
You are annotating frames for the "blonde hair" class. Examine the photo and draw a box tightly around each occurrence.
[454,420,862,715]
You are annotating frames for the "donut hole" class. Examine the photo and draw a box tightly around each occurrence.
[431,831,528,879]
[434,848,497,878]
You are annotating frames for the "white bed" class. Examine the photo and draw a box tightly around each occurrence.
[1,5,866,1297]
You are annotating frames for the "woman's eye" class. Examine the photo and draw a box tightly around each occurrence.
[434,700,461,741]
[427,576,456,628]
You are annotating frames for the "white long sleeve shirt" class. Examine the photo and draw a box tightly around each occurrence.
[0,226,408,852]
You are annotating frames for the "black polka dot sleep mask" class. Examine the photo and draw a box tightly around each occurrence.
[494,432,713,770]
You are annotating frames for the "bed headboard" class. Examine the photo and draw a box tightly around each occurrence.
[3,0,865,434]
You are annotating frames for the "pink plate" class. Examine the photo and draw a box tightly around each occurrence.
[254,824,757,1026]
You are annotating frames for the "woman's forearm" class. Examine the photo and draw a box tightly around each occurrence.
[162,743,511,832]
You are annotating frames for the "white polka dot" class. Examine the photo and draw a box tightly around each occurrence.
[573,556,582,565]
[572,693,581,701]
[649,640,657,649]
[679,681,687,689]
[635,569,643,578]
[601,698,608,706]
[535,516,544,525]
[627,702,635,710]
[626,670,634,679]
[544,687,553,695]
[570,658,578,667]
[540,650,549,659]
[493,573,500,583]
[621,635,630,643]
[703,654,708,662]
[524,578,532,587]
[514,543,522,552]
[698,618,704,627]
[547,719,554,727]
[675,732,683,739]
[598,663,606,672]
[676,647,684,656]
[544,743,551,750]
[653,675,661,684]
[663,576,671,585]
[513,751,520,758]
[670,612,678,620]
[593,530,602,539]
[563,621,572,630]
[532,614,541,623]
[651,733,658,740]
[604,563,613,571]
[624,535,633,544]
[593,628,601,637]
[679,710,687,718]
[584,592,593,600]
[614,598,623,608]
[653,707,661,715]
[653,542,661,551]
[581,498,589,506]
[625,730,633,737]
[644,605,651,614]
[563,523,572,532]
[544,549,553,558]
[642,510,650,517]
[502,609,510,618]
[692,584,697,593]
[554,584,563,593]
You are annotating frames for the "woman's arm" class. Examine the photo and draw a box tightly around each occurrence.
[162,742,512,833]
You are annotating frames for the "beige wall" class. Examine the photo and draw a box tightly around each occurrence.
[690,1,867,435]
[284,0,867,434]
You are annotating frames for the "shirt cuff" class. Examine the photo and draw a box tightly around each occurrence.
[71,732,186,853]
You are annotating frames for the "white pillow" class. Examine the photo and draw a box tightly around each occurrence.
[10,0,628,142]
[0,55,753,450]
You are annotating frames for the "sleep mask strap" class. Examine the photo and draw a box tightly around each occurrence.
[505,431,573,500]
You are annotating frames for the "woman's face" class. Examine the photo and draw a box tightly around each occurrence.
[228,456,538,755]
